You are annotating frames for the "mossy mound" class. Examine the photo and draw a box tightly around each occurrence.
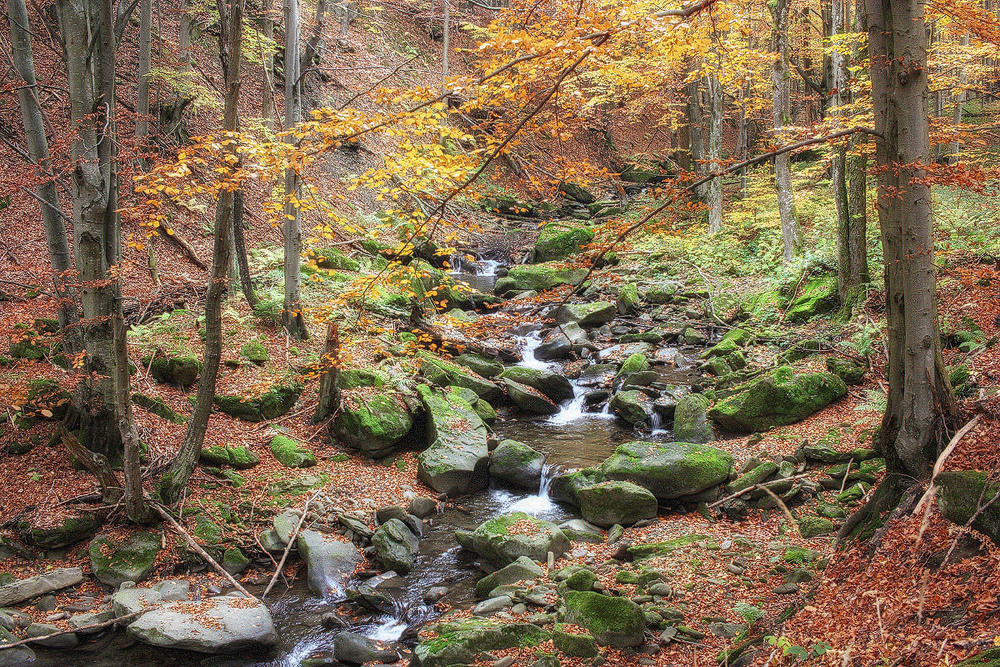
[598,441,733,500]
[19,513,100,549]
[337,368,387,390]
[269,435,317,468]
[936,470,1000,545]
[416,385,490,496]
[146,354,202,388]
[578,480,657,528]
[826,357,865,385]
[412,617,549,667]
[456,512,570,566]
[499,264,589,294]
[89,532,161,587]
[561,590,645,647]
[534,222,595,262]
[213,381,302,422]
[333,390,413,458]
[24,379,71,420]
[418,351,501,402]
[132,393,187,424]
[200,445,260,469]
[553,623,599,657]
[785,274,839,322]
[9,329,49,360]
[240,341,268,365]
[309,247,360,271]
[708,366,847,433]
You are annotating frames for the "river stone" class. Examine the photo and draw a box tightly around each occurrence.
[562,590,645,647]
[408,497,438,518]
[502,263,589,293]
[333,390,413,458]
[535,322,588,361]
[475,555,544,599]
[473,595,513,616]
[297,530,362,597]
[127,594,277,653]
[578,481,658,528]
[534,221,595,262]
[577,363,617,387]
[610,390,652,425]
[708,366,847,433]
[937,470,1000,545]
[416,385,490,496]
[556,302,617,327]
[111,580,190,618]
[371,519,419,574]
[0,626,34,665]
[498,367,574,402]
[0,567,83,607]
[333,630,400,664]
[558,519,604,543]
[269,435,317,468]
[598,441,733,500]
[549,468,604,506]
[490,440,544,490]
[454,353,504,378]
[418,351,502,402]
[672,394,715,444]
[411,616,548,667]
[26,622,78,649]
[89,532,161,587]
[456,512,570,566]
[503,379,560,415]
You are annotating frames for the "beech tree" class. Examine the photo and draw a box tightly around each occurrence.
[282,0,309,339]
[770,0,800,262]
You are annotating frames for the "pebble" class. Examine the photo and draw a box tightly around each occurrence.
[773,583,799,594]
[727,564,745,575]
[206,585,222,595]
[36,595,57,612]
[493,657,515,667]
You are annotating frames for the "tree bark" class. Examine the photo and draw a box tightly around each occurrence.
[686,78,705,199]
[136,0,152,140]
[159,0,243,504]
[261,0,276,125]
[706,72,723,233]
[8,0,78,331]
[867,0,957,480]
[312,321,341,423]
[113,314,152,523]
[282,0,309,339]
[771,0,800,262]
[950,33,970,161]
[301,0,328,110]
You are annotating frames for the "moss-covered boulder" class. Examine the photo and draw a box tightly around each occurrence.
[559,182,596,204]
[741,289,790,321]
[269,435,317,468]
[371,519,420,574]
[19,513,100,549]
[726,462,778,495]
[498,367,574,402]
[549,468,604,506]
[617,283,640,315]
[213,382,302,422]
[610,390,652,425]
[598,441,733,500]
[9,328,49,360]
[240,341,268,365]
[200,445,259,469]
[937,470,1000,545]
[616,352,650,378]
[309,247,360,271]
[798,515,836,539]
[562,590,645,647]
[503,379,559,415]
[490,440,544,490]
[418,351,501,402]
[553,623,599,657]
[454,353,504,378]
[146,354,202,388]
[475,556,544,599]
[132,393,187,424]
[89,532,161,587]
[701,328,753,360]
[535,222,595,262]
[556,301,616,327]
[416,385,490,496]
[955,648,1000,667]
[456,512,570,566]
[672,394,714,444]
[499,264,589,294]
[785,274,839,322]
[826,357,865,385]
[578,480,657,528]
[337,368,387,390]
[708,366,847,433]
[333,390,413,458]
[412,617,549,667]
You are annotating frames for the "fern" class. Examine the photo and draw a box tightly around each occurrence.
[854,389,888,414]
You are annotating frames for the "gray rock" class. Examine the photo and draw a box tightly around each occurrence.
[423,586,449,603]
[259,529,285,552]
[333,631,400,665]
[297,530,363,597]
[489,440,544,490]
[375,505,408,525]
[474,556,544,599]
[416,385,490,496]
[127,595,278,654]
[35,596,57,612]
[26,622,78,649]
[672,394,715,444]
[0,627,34,666]
[558,519,604,543]
[578,481,658,528]
[371,519,419,574]
[498,367,574,402]
[473,595,513,616]
[0,567,84,607]
[69,609,115,634]
[456,512,570,567]
[408,497,438,518]
[598,441,733,501]
[273,509,302,544]
[154,579,191,601]
[556,302,617,327]
[89,532,161,587]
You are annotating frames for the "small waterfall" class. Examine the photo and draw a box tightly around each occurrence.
[507,463,558,515]
[518,332,552,371]
[649,411,668,436]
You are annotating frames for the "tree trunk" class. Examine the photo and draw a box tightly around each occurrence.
[136,0,152,140]
[261,0,276,125]
[686,78,705,199]
[950,33,970,161]
[771,0,800,262]
[300,0,327,110]
[312,322,341,423]
[441,0,449,93]
[867,0,956,480]
[113,314,152,522]
[57,0,127,463]
[159,0,244,504]
[282,0,309,339]
[8,0,78,331]
[232,190,256,305]
[706,72,723,233]
[179,0,193,71]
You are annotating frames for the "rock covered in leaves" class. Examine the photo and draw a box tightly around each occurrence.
[503,378,560,415]
[127,594,277,654]
[89,532,161,587]
[498,366,574,402]
[411,616,549,667]
[213,381,302,422]
[456,512,570,566]
[18,512,100,549]
[416,385,490,496]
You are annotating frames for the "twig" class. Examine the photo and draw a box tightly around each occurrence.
[261,493,317,599]
[151,502,257,600]
[912,414,981,516]
[707,474,811,509]
[838,457,855,495]
[0,611,145,649]
[760,486,800,537]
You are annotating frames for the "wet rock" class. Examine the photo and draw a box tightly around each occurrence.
[269,435,317,468]
[562,590,645,647]
[411,616,547,667]
[424,586,449,603]
[371,519,419,574]
[558,519,604,543]
[456,512,570,566]
[598,441,733,501]
[333,630,400,664]
[408,497,438,518]
[556,302,617,327]
[610,390,652,425]
[499,264,589,294]
[578,481,658,528]
[89,532,161,587]
[498,367,574,402]
[416,385,490,496]
[490,440,545,490]
[535,322,588,361]
[26,622,78,649]
[475,556,544,598]
[127,594,277,653]
[0,567,84,607]
[297,531,363,597]
[333,390,414,458]
[419,351,502,402]
[503,379,560,416]
[549,468,604,506]
[672,394,715,444]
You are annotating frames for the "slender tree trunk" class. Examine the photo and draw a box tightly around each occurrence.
[232,190,256,305]
[867,0,956,480]
[312,322,341,423]
[771,0,800,262]
[113,314,152,522]
[136,0,152,140]
[159,0,244,504]
[300,0,327,110]
[179,0,193,71]
[282,0,308,339]
[950,33,970,161]
[686,78,705,199]
[441,0,449,93]
[261,0,275,125]
[8,0,78,331]
[706,72,724,233]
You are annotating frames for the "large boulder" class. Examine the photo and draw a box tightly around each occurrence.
[214,381,302,422]
[269,435,317,468]
[556,302,617,327]
[456,512,570,566]
[371,519,419,574]
[454,353,504,378]
[145,353,201,388]
[499,264,589,294]
[936,471,1000,545]
[598,441,733,500]
[578,481,657,528]
[333,390,413,458]
[412,617,548,667]
[297,530,362,597]
[498,367,574,402]
[535,222,595,262]
[89,533,161,587]
[672,394,715,443]
[127,594,277,654]
[418,351,501,402]
[490,440,545,490]
[785,274,839,322]
[708,366,847,433]
[200,445,259,469]
[549,468,604,506]
[0,568,83,607]
[416,385,490,496]
[503,379,559,415]
[0,627,35,665]
[610,390,652,425]
[561,590,645,647]
[535,322,588,361]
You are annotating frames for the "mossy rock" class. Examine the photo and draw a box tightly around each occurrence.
[549,468,604,506]
[826,357,865,385]
[499,366,574,402]
[956,648,1000,667]
[270,435,317,468]
[213,382,302,422]
[9,330,49,360]
[222,547,250,575]
[412,617,549,667]
[418,351,501,402]
[504,379,560,415]
[936,470,1000,545]
[740,289,789,322]
[616,352,650,378]
[627,533,715,559]
[534,222,595,262]
[558,182,596,204]
[481,195,537,217]
[499,264,589,294]
[708,366,847,433]
[200,445,260,469]
[672,394,715,444]
[609,390,651,425]
[132,393,187,424]
[556,301,617,327]
[240,341,268,365]
[20,513,100,549]
[562,590,645,647]
[416,385,490,496]
[89,532,161,587]
[24,379,71,419]
[490,440,544,490]
[454,353,504,378]
[337,368,388,390]
[553,623,599,657]
[309,247,360,271]
[726,462,778,495]
[578,480,657,528]
[598,441,733,501]
[475,556,544,599]
[701,328,753,360]
[333,390,413,458]
[785,275,839,322]
[798,515,836,538]
[146,354,202,388]
[456,512,569,566]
